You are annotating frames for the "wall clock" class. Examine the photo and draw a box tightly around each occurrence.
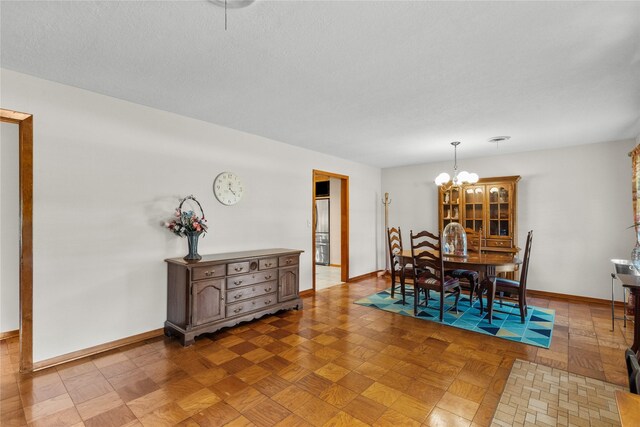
[213,172,243,205]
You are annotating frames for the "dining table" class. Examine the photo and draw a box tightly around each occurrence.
[401,249,521,324]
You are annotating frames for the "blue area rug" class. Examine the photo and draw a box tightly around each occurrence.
[354,287,555,348]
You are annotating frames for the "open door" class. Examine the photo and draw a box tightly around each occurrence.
[0,109,33,373]
[312,170,349,292]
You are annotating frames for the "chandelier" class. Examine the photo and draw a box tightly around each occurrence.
[434,141,479,188]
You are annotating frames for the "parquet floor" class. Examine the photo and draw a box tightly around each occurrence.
[1,275,634,427]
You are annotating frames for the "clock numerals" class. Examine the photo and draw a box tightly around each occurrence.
[214,172,243,206]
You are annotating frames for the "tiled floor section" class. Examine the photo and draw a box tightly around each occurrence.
[315,265,343,290]
[492,359,625,427]
[0,275,634,426]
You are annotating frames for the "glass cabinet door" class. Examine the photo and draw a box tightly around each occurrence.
[441,187,460,229]
[488,185,511,238]
[463,186,484,232]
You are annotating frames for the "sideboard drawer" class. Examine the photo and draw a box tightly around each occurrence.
[485,238,513,248]
[192,264,225,281]
[227,280,277,303]
[226,293,277,317]
[227,271,277,288]
[279,255,299,267]
[227,261,250,275]
[259,258,277,270]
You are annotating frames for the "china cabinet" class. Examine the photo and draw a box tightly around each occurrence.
[438,176,520,255]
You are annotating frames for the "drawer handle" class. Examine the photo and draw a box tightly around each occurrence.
[264,299,272,305]
[234,294,242,299]
[264,275,272,280]
[286,259,292,264]
[233,307,243,313]
[265,262,273,267]
[264,287,272,292]
[234,266,243,272]
[234,280,243,285]
[205,270,215,277]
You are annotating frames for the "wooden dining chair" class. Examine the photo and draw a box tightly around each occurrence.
[410,229,461,321]
[387,227,412,304]
[481,230,533,323]
[445,228,482,304]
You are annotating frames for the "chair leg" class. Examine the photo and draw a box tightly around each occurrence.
[413,284,419,316]
[439,289,445,321]
[454,287,460,314]
[499,291,504,307]
[479,286,484,313]
[470,280,477,304]
[390,271,396,298]
[519,293,526,323]
[400,275,406,305]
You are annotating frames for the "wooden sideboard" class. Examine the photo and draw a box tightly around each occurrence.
[165,248,303,346]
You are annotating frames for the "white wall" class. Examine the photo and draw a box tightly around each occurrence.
[1,69,384,362]
[1,122,20,332]
[329,177,341,265]
[382,140,636,301]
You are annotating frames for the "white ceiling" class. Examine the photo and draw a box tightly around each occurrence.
[1,0,639,168]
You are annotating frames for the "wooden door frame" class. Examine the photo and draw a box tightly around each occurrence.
[312,170,349,291]
[1,109,33,373]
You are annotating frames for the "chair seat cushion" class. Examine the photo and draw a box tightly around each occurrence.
[495,277,520,288]
[418,275,459,288]
[446,269,479,281]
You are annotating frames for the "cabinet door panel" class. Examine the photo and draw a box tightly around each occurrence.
[278,267,298,302]
[193,279,224,326]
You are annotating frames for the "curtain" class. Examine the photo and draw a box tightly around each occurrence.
[632,145,640,235]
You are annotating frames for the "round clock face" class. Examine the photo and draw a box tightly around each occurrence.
[213,172,243,205]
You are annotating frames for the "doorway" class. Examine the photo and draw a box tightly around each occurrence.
[0,109,33,373]
[312,170,349,291]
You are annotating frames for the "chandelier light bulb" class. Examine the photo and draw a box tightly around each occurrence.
[435,172,450,186]
[434,142,479,188]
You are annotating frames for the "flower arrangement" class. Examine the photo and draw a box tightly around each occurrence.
[165,195,208,237]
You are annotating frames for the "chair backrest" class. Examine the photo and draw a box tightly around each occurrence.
[465,228,482,253]
[517,230,534,293]
[410,229,445,284]
[626,348,640,391]
[387,227,403,272]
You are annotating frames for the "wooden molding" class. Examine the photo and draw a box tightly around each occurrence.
[311,169,350,291]
[299,289,314,298]
[0,330,19,341]
[32,328,164,372]
[329,264,341,268]
[527,289,619,307]
[347,270,383,282]
[1,108,33,373]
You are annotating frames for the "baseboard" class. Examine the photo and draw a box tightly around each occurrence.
[0,329,19,341]
[299,289,314,298]
[527,289,622,307]
[32,328,164,372]
[329,264,341,268]
[348,270,384,282]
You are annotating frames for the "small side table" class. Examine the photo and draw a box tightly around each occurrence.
[617,274,640,353]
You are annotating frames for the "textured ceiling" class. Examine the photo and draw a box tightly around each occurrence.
[1,0,639,167]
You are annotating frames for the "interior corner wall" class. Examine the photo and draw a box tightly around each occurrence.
[0,69,383,362]
[382,139,636,301]
[1,122,20,332]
